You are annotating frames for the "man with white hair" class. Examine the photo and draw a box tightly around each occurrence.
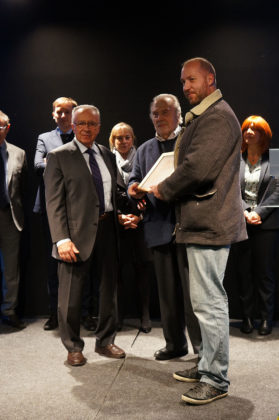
[128,94,201,361]
[44,104,134,366]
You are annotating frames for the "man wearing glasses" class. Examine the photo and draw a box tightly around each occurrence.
[34,97,98,333]
[0,110,27,329]
[44,104,131,366]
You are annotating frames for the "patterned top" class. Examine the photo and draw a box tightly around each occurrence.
[244,157,262,209]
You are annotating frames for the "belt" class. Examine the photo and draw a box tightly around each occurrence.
[99,211,114,221]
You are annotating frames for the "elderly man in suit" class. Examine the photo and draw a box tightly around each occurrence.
[0,110,27,329]
[128,94,201,361]
[44,104,130,366]
[34,97,97,332]
[150,58,247,405]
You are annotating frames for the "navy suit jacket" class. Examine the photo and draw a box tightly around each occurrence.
[240,151,279,230]
[33,128,65,214]
[129,137,175,248]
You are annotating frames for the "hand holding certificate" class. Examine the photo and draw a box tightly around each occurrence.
[137,152,175,192]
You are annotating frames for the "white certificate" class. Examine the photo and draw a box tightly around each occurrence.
[138,152,174,192]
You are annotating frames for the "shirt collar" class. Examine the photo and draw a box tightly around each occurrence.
[74,138,99,154]
[57,127,73,135]
[185,89,223,124]
[155,125,182,142]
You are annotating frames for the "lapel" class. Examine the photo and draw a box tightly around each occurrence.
[257,152,269,201]
[240,153,246,194]
[116,167,126,189]
[67,140,94,181]
[241,152,270,203]
[96,143,115,182]
[6,142,14,186]
[146,139,161,172]
[96,143,117,205]
[54,129,63,147]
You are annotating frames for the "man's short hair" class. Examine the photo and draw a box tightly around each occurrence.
[72,104,101,122]
[52,97,78,111]
[150,93,183,124]
[0,110,10,125]
[183,57,217,85]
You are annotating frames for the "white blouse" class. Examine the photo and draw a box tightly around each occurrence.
[244,158,262,209]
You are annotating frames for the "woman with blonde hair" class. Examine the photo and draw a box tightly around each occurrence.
[109,122,153,333]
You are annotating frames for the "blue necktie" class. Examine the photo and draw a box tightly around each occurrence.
[0,148,9,208]
[86,148,105,216]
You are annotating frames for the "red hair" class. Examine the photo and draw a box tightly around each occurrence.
[241,115,272,154]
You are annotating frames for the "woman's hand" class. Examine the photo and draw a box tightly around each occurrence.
[118,214,140,229]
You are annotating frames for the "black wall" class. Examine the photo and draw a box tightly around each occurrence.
[1,0,279,317]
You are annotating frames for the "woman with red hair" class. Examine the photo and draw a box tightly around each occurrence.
[233,115,279,335]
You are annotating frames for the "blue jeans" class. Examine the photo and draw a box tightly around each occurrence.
[186,244,230,391]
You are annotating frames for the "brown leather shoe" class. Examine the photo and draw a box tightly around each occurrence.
[95,343,126,359]
[67,351,86,366]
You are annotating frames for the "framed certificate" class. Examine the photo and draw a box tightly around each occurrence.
[138,152,175,192]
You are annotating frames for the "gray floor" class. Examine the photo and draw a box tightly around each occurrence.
[0,318,278,420]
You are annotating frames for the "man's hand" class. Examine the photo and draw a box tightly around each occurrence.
[149,184,163,200]
[244,210,262,225]
[118,214,140,229]
[57,240,80,262]
[128,182,146,199]
[137,199,147,211]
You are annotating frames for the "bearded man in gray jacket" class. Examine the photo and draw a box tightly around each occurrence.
[150,57,247,405]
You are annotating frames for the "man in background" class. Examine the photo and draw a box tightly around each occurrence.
[0,110,27,329]
[128,94,201,361]
[34,97,97,332]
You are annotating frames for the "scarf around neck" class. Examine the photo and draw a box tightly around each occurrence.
[113,146,136,185]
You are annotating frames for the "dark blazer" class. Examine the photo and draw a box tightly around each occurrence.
[159,98,247,246]
[33,128,65,214]
[44,140,118,261]
[240,151,279,230]
[6,141,27,231]
[116,168,139,215]
[128,137,176,248]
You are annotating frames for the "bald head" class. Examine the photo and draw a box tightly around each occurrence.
[181,57,217,105]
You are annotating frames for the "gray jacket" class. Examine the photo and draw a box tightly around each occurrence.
[44,140,118,261]
[158,98,247,246]
[6,141,27,231]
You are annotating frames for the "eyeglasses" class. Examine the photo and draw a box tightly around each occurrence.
[115,135,132,141]
[74,121,100,128]
[0,125,8,130]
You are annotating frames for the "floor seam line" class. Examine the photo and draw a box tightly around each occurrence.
[94,357,126,419]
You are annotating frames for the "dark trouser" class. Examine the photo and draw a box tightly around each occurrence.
[42,212,95,317]
[152,242,201,353]
[58,214,118,352]
[117,226,152,323]
[233,227,279,322]
[0,206,21,316]
[41,213,58,315]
